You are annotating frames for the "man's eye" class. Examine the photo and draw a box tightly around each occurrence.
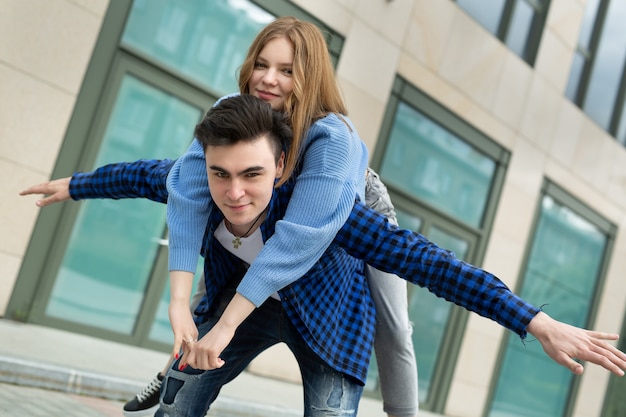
[215,172,228,178]
[246,173,260,178]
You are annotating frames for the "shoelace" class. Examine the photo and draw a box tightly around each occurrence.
[135,376,162,402]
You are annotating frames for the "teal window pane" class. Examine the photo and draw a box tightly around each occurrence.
[618,96,626,145]
[457,0,506,35]
[491,335,572,417]
[122,0,274,96]
[489,195,608,417]
[505,0,533,58]
[582,0,626,130]
[409,288,451,402]
[396,210,423,233]
[380,102,496,228]
[565,52,585,101]
[45,75,202,334]
[578,0,601,51]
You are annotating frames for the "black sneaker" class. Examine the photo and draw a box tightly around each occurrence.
[123,373,163,417]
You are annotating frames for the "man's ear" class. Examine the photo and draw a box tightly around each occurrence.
[276,151,285,178]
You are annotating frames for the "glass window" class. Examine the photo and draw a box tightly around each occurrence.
[374,80,508,410]
[505,0,534,58]
[617,97,626,145]
[579,0,601,51]
[380,102,495,229]
[564,53,586,101]
[122,0,274,96]
[455,0,550,65]
[565,0,600,103]
[582,1,626,130]
[456,0,506,35]
[45,75,202,333]
[566,0,626,144]
[488,190,611,417]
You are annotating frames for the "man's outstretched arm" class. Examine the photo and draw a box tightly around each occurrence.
[20,159,174,205]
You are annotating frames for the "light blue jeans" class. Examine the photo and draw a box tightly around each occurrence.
[365,168,418,417]
[156,287,363,417]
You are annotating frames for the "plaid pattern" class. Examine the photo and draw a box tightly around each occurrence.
[336,201,540,337]
[70,161,376,383]
[200,179,376,383]
[70,159,540,384]
[70,159,174,203]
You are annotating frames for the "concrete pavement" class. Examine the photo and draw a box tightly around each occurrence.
[0,318,399,417]
[0,382,125,417]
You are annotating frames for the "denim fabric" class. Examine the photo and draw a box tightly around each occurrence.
[365,168,418,417]
[156,289,363,417]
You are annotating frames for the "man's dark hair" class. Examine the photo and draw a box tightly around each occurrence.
[194,95,291,163]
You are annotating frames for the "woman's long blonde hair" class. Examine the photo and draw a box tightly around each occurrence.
[238,16,347,186]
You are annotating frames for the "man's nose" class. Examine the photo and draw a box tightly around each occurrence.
[226,180,245,200]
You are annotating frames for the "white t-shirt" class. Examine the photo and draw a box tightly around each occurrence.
[214,221,280,300]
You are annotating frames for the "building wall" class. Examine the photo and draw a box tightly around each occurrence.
[2,0,110,313]
[4,1,626,416]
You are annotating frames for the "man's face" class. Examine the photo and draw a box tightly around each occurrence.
[205,134,284,235]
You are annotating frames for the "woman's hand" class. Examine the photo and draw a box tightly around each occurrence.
[180,293,255,371]
[527,311,626,376]
[168,300,198,364]
[182,320,236,370]
[20,177,71,207]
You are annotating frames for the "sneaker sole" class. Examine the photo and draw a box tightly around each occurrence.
[122,404,159,417]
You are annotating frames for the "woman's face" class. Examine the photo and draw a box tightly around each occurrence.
[249,36,294,111]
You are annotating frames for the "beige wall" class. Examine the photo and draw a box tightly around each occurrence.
[4,1,626,416]
[1,0,109,313]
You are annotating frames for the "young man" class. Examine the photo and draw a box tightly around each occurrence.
[22,95,626,417]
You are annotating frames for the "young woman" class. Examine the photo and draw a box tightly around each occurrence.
[165,16,418,417]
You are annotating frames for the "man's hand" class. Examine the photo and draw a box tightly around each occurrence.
[20,177,71,207]
[528,311,626,376]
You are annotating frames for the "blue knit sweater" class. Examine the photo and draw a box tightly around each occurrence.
[166,94,369,307]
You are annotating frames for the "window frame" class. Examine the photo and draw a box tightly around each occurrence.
[484,179,616,417]
[371,77,510,412]
[454,0,551,66]
[566,0,626,145]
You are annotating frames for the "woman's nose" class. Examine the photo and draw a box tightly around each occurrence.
[262,68,278,85]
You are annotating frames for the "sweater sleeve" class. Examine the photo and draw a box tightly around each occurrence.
[166,138,213,273]
[236,115,369,306]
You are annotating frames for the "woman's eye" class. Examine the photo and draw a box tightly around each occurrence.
[254,62,267,69]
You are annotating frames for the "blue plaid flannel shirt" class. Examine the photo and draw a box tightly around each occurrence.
[70,159,540,384]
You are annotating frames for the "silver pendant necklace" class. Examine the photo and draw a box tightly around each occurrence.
[227,208,266,249]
